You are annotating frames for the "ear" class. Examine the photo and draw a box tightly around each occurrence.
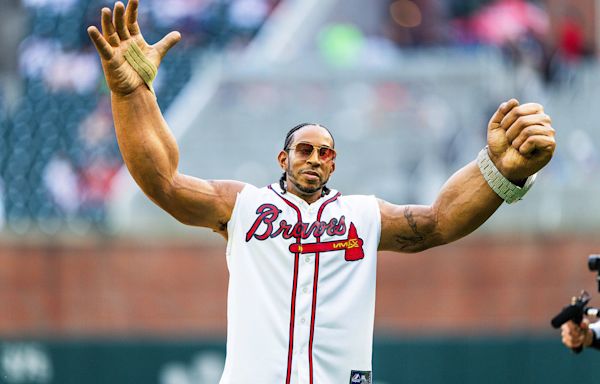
[277,150,288,170]
[330,160,336,174]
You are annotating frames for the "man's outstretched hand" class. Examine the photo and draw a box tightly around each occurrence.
[87,0,181,96]
[487,99,556,182]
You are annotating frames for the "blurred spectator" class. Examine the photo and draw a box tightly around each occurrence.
[46,48,100,93]
[79,158,120,226]
[386,0,452,46]
[75,99,120,225]
[469,0,548,46]
[558,11,585,63]
[22,0,78,13]
[43,154,79,216]
[228,0,271,31]
[78,99,114,153]
[18,37,61,80]
[148,0,208,28]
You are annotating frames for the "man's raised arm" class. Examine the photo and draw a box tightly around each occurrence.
[87,0,244,236]
[379,99,556,253]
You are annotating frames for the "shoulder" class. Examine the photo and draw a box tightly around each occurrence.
[338,194,379,207]
[236,183,272,197]
[336,194,380,220]
[233,183,282,209]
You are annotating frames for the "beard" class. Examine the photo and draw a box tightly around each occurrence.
[294,181,321,194]
[286,166,329,195]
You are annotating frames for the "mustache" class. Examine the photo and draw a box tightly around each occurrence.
[301,170,321,177]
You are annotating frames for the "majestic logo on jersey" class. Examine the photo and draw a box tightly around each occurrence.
[246,203,365,261]
[350,371,371,384]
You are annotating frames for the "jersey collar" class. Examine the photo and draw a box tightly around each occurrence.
[270,183,339,208]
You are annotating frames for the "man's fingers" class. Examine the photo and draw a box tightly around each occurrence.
[101,7,120,46]
[88,26,115,60]
[125,0,141,36]
[488,99,519,129]
[113,1,131,40]
[561,321,586,348]
[505,113,553,142]
[562,334,578,346]
[500,103,545,131]
[153,31,181,58]
[518,135,556,156]
[581,320,590,330]
[511,125,554,150]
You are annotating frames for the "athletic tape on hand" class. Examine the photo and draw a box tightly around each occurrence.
[123,41,157,95]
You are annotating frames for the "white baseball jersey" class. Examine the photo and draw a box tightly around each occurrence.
[220,183,381,384]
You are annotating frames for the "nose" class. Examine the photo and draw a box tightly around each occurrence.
[306,148,321,165]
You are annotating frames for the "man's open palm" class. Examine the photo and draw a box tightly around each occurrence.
[87,0,181,96]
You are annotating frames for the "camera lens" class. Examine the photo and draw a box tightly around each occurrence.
[588,255,600,271]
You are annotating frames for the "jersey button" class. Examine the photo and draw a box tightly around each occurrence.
[302,286,308,294]
[301,317,306,324]
[305,257,310,263]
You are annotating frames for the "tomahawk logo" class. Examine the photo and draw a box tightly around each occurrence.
[350,370,371,384]
[289,223,365,261]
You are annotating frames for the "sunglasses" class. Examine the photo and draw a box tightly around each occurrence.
[287,143,336,161]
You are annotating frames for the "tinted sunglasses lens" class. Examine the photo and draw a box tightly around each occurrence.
[294,143,314,158]
[318,147,335,160]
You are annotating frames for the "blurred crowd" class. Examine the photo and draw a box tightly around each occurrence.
[0,0,279,234]
[319,0,594,83]
[0,0,596,234]
[312,0,599,212]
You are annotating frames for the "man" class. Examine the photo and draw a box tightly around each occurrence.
[561,320,600,351]
[87,1,556,382]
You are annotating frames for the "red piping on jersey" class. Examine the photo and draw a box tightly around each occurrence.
[309,192,341,384]
[268,185,341,384]
[268,185,302,384]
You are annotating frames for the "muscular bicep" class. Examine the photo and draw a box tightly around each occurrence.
[149,173,246,236]
[377,199,445,253]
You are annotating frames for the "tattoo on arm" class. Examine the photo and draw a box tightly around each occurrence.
[394,206,426,250]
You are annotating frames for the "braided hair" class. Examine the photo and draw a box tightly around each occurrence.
[279,123,334,197]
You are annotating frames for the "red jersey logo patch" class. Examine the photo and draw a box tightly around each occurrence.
[288,223,364,261]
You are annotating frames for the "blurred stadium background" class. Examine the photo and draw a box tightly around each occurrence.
[1,0,600,382]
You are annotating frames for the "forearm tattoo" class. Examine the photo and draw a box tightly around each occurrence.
[394,206,426,250]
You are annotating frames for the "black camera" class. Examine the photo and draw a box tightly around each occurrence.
[551,254,600,328]
[551,254,600,353]
[589,255,600,272]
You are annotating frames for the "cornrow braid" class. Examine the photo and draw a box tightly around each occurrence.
[283,123,336,151]
[279,172,286,193]
[279,123,333,197]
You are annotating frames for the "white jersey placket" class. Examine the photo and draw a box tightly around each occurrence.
[292,203,316,384]
[269,186,341,384]
[284,192,341,384]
